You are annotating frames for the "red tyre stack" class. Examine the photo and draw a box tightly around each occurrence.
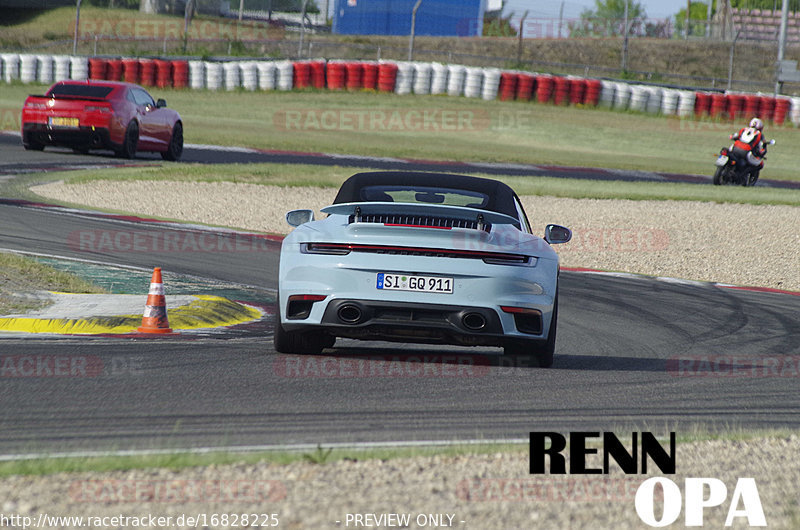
[694,92,711,118]
[106,59,123,81]
[742,94,759,119]
[498,72,518,101]
[122,59,139,83]
[345,62,363,90]
[154,59,172,88]
[773,97,791,125]
[327,62,346,90]
[309,61,326,89]
[569,78,587,105]
[757,96,775,122]
[515,73,535,101]
[726,93,744,121]
[172,60,189,88]
[709,93,727,118]
[377,63,398,92]
[293,62,311,88]
[535,75,554,103]
[362,62,378,90]
[552,76,570,105]
[584,79,602,106]
[138,59,155,87]
[88,58,107,80]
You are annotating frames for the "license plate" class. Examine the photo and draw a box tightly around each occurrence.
[377,273,453,294]
[49,116,79,128]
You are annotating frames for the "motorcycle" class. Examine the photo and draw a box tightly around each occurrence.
[713,139,775,187]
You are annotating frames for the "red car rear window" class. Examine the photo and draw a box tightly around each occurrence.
[47,84,114,99]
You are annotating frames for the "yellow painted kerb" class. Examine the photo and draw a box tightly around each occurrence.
[0,295,263,334]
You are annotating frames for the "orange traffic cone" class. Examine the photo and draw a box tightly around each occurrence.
[137,267,173,333]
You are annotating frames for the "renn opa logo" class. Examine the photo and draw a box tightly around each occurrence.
[529,432,766,527]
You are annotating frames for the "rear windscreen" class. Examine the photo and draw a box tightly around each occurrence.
[47,84,114,99]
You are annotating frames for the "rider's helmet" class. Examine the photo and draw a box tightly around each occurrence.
[749,118,764,131]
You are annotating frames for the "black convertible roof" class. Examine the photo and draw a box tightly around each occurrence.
[333,171,520,218]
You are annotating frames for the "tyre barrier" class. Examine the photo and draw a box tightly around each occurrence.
[309,60,326,89]
[37,55,54,84]
[430,63,448,95]
[446,64,465,97]
[257,61,277,90]
[377,62,398,93]
[326,61,345,90]
[138,58,154,86]
[394,62,414,95]
[413,62,432,95]
[240,61,258,91]
[205,61,223,90]
[481,68,501,101]
[20,54,38,83]
[535,74,554,103]
[293,61,311,89]
[345,62,363,90]
[463,67,483,98]
[516,73,535,101]
[5,55,800,128]
[498,72,517,101]
[107,59,123,82]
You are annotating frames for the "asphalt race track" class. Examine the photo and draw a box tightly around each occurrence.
[0,139,799,455]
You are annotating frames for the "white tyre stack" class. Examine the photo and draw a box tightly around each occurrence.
[446,64,465,96]
[412,62,432,95]
[430,63,448,95]
[613,81,631,110]
[205,61,223,90]
[677,90,696,117]
[276,60,293,91]
[645,86,663,114]
[240,61,258,91]
[222,61,240,90]
[19,54,38,83]
[1,54,20,83]
[37,55,54,84]
[481,67,501,101]
[53,55,71,82]
[256,62,277,90]
[790,97,800,127]
[463,67,483,98]
[394,62,414,95]
[598,80,616,108]
[188,60,205,89]
[69,56,88,80]
[628,84,649,112]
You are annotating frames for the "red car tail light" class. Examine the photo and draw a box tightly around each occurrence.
[85,105,111,113]
[24,102,47,110]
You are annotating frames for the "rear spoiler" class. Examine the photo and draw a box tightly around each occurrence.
[28,94,108,102]
[321,202,520,226]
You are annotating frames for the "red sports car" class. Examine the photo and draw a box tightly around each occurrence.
[21,80,183,161]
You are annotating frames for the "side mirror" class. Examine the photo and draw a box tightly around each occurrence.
[156,98,167,108]
[286,209,315,227]
[544,224,572,245]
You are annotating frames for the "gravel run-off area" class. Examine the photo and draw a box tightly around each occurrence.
[32,180,800,291]
[16,180,800,528]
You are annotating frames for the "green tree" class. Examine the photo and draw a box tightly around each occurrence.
[570,0,647,37]
[675,1,710,37]
[730,0,799,10]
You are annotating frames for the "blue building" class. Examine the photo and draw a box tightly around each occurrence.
[332,0,487,37]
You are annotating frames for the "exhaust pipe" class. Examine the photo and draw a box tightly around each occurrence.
[462,312,487,331]
[337,304,363,324]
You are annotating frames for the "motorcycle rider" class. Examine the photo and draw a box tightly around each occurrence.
[729,117,767,182]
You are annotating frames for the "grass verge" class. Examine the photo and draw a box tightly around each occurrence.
[0,252,106,314]
[3,83,800,181]
[28,162,800,208]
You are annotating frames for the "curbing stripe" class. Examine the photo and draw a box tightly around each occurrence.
[0,295,263,335]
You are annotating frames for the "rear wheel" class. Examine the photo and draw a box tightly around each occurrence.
[273,323,332,354]
[161,122,183,161]
[503,293,558,368]
[712,166,724,185]
[23,134,44,151]
[115,121,138,159]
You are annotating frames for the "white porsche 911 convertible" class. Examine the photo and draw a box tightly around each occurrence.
[274,171,571,367]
